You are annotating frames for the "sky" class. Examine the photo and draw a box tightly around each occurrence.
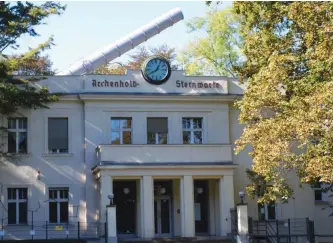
[7,1,232,74]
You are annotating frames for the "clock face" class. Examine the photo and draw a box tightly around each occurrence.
[142,56,171,85]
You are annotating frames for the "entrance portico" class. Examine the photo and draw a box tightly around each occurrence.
[93,163,236,239]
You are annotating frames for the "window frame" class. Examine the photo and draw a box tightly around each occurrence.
[313,183,323,201]
[7,118,28,153]
[47,117,69,154]
[258,203,276,221]
[110,117,132,145]
[182,117,203,144]
[48,188,69,224]
[7,188,28,225]
[147,132,168,145]
[147,117,168,145]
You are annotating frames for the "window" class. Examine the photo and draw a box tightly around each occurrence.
[49,188,69,223]
[182,118,203,144]
[7,188,28,224]
[8,118,27,153]
[147,118,168,144]
[48,118,68,153]
[314,183,323,201]
[111,118,132,144]
[258,203,276,220]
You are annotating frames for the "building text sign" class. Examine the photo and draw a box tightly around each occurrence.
[92,80,139,88]
[86,71,228,94]
[91,79,224,90]
[176,80,222,89]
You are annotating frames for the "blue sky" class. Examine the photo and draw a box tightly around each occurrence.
[8,1,232,73]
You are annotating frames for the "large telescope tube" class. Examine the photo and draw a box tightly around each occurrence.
[58,8,184,75]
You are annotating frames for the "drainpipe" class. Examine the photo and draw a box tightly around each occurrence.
[78,75,87,222]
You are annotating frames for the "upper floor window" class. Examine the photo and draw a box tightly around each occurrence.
[111,118,132,144]
[182,118,203,144]
[8,118,27,153]
[147,118,168,144]
[49,187,69,223]
[7,188,28,224]
[313,182,323,201]
[48,118,69,153]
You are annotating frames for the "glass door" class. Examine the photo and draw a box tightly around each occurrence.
[154,197,171,236]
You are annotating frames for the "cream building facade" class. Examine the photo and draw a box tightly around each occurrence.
[0,70,332,240]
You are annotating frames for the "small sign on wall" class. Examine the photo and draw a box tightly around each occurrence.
[55,225,63,231]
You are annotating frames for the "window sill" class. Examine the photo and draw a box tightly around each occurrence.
[5,223,29,227]
[48,222,72,225]
[315,200,330,205]
[5,153,32,158]
[42,153,73,157]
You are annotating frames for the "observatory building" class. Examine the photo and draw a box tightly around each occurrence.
[0,8,331,242]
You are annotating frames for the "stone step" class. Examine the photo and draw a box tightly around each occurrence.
[119,238,233,243]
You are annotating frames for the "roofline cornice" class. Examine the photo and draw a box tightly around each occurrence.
[78,94,242,102]
[92,164,238,174]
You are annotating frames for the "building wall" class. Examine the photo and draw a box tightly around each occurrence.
[84,99,231,222]
[0,101,86,223]
[0,72,331,237]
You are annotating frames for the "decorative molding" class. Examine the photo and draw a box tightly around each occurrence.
[42,153,74,157]
[78,94,240,102]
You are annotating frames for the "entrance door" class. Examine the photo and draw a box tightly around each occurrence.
[113,181,137,236]
[154,197,171,236]
[194,180,209,234]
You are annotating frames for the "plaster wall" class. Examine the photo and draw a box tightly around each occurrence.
[0,101,86,223]
[0,71,330,238]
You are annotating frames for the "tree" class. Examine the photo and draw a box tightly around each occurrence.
[178,8,243,77]
[93,62,126,75]
[8,51,55,76]
[0,1,65,157]
[231,2,333,204]
[94,44,178,74]
[0,1,65,116]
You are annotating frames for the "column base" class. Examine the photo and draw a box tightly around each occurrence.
[237,235,249,243]
[108,236,118,243]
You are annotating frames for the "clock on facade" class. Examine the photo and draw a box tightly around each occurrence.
[141,56,171,85]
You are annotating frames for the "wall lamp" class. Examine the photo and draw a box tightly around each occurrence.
[239,191,245,205]
[108,194,114,206]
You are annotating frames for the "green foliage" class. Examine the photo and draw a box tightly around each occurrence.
[0,1,65,51]
[232,2,333,204]
[7,37,55,75]
[179,8,243,77]
[94,44,178,74]
[0,1,65,117]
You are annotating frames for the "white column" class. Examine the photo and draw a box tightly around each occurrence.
[180,175,195,237]
[140,176,154,239]
[100,175,113,222]
[219,175,235,236]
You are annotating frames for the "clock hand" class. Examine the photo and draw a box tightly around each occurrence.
[147,63,161,75]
